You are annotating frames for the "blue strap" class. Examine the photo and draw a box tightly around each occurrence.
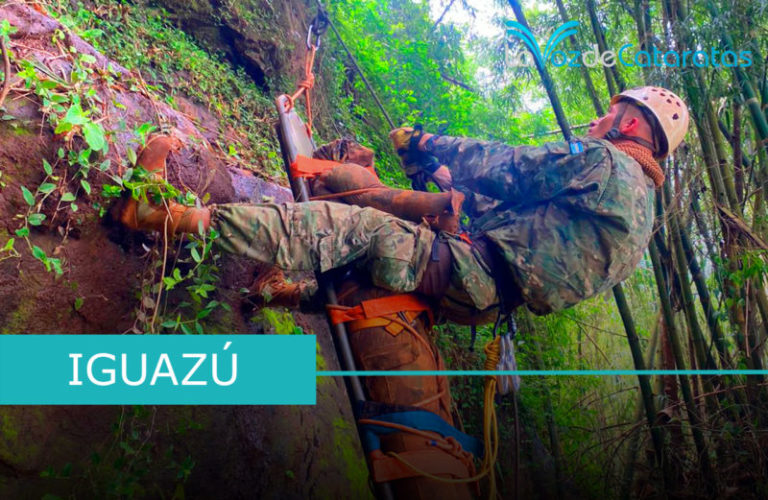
[359,410,484,458]
[569,139,584,154]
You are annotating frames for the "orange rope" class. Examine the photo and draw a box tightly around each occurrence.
[613,140,665,188]
[309,186,382,201]
[359,418,482,483]
[282,45,318,137]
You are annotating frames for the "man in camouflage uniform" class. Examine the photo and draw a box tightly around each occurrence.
[119,86,689,498]
[121,86,689,319]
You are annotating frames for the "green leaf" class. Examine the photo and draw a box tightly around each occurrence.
[32,245,46,261]
[82,121,107,152]
[77,148,91,166]
[49,258,63,276]
[74,297,84,311]
[21,186,35,206]
[126,147,137,166]
[79,53,97,65]
[15,227,29,237]
[28,213,46,226]
[0,19,18,38]
[63,101,88,126]
[99,159,111,171]
[80,28,104,41]
[38,183,56,194]
[196,308,212,320]
[54,121,73,135]
[70,203,78,212]
[80,179,91,195]
[101,184,122,198]
[43,159,53,176]
[135,122,158,140]
[190,247,201,263]
[161,320,177,329]
[40,79,59,90]
[2,238,14,252]
[61,192,76,202]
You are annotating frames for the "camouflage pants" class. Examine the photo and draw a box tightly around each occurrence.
[211,202,437,296]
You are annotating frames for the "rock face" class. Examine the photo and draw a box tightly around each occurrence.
[0,4,371,498]
[152,0,314,91]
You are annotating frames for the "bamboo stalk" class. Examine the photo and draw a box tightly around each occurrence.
[585,0,625,92]
[554,0,604,115]
[649,240,715,486]
[706,0,768,149]
[507,0,572,140]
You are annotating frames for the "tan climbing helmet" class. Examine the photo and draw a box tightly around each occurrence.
[610,86,690,158]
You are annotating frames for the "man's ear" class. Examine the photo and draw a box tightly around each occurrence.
[618,117,640,135]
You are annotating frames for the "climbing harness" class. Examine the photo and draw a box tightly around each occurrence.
[327,294,434,331]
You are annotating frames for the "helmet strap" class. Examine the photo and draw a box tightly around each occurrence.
[604,102,659,155]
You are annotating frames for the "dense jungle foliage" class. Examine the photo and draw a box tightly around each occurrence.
[2,0,768,498]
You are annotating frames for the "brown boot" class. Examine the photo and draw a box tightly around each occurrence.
[120,199,210,234]
[118,134,210,235]
[316,163,465,232]
[243,267,311,310]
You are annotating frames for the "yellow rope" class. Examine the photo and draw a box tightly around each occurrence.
[482,336,501,500]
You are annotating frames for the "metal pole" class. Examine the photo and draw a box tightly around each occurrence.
[274,114,394,500]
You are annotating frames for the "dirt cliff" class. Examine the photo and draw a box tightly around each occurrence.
[0,2,370,498]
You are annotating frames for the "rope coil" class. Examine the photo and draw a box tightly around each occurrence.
[613,140,665,188]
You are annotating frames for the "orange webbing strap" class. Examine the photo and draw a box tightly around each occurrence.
[327,294,434,328]
[290,155,380,185]
[346,309,422,336]
[289,155,341,180]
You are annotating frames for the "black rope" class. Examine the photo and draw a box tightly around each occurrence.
[313,0,396,129]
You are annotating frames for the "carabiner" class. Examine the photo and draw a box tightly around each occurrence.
[306,14,329,50]
[306,23,321,50]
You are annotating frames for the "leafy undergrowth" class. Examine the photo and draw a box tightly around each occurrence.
[46,0,284,178]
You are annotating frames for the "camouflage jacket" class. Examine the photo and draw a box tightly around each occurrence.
[425,135,655,314]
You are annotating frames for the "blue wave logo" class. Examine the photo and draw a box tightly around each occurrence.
[505,20,579,67]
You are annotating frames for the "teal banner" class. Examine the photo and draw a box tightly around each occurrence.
[0,335,316,405]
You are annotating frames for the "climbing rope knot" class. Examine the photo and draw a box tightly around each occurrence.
[483,336,501,373]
